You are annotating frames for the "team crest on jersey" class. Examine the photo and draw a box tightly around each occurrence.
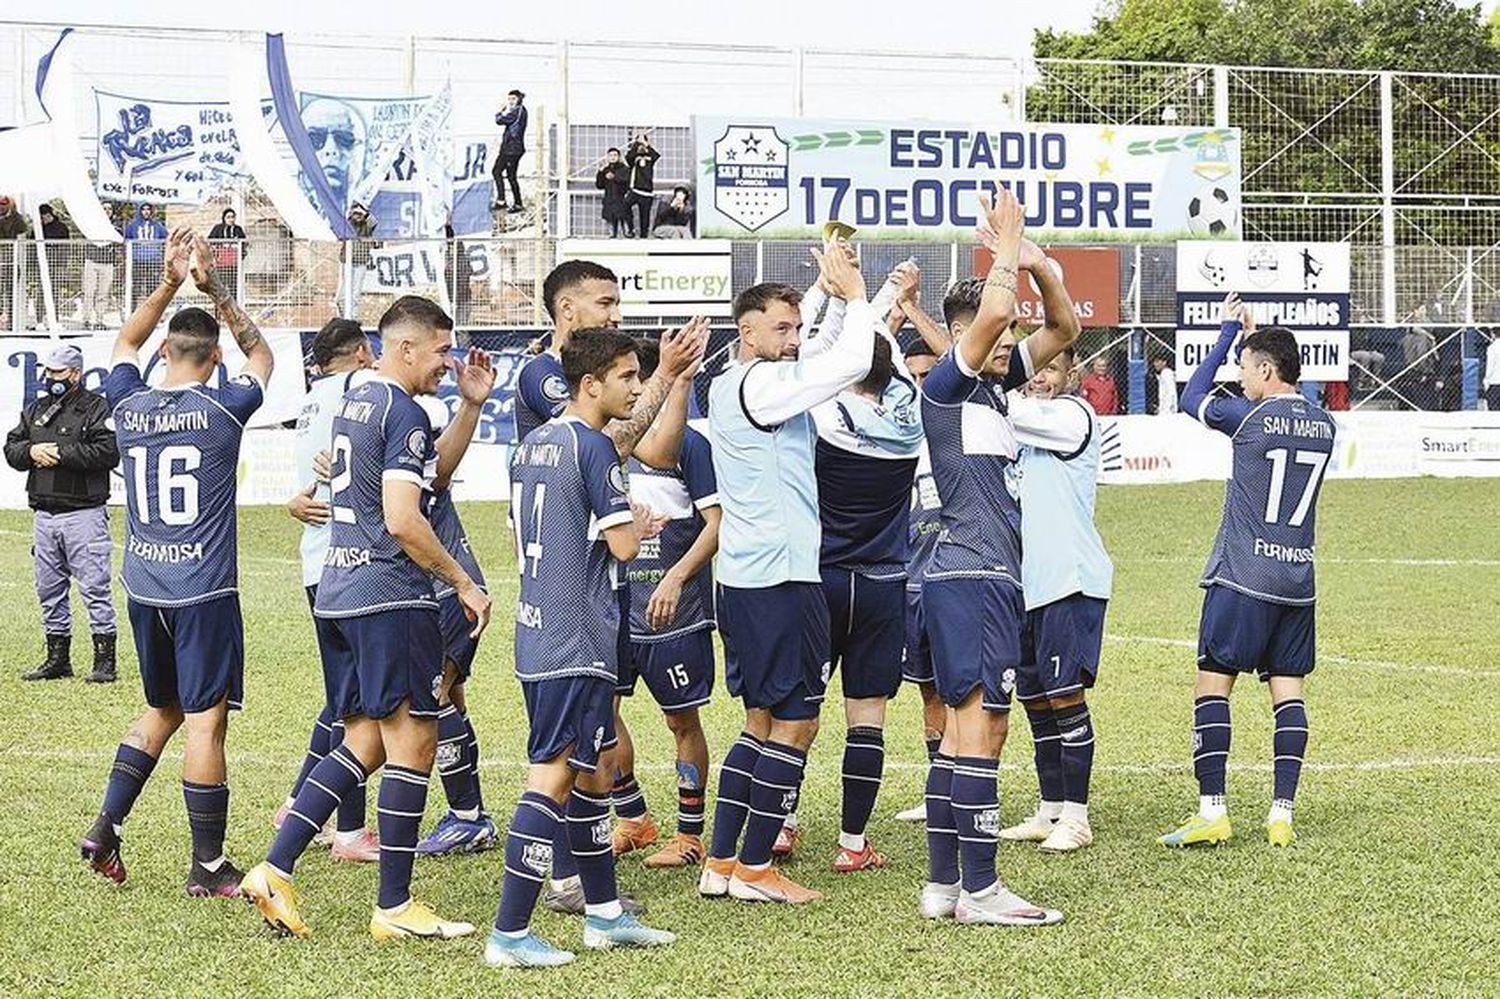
[522,841,553,875]
[781,789,799,813]
[406,427,428,459]
[592,817,612,847]
[435,742,462,768]
[712,125,790,232]
[1001,668,1016,696]
[607,463,628,496]
[593,725,605,751]
[542,374,569,402]
[975,808,1001,837]
[431,673,443,702]
[820,660,832,685]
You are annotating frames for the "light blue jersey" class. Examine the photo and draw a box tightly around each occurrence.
[295,370,370,587]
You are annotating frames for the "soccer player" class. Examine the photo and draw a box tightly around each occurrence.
[999,345,1113,853]
[486,329,678,968]
[80,229,272,896]
[241,296,492,940]
[612,338,722,869]
[1160,293,1334,849]
[698,243,876,905]
[917,187,1077,926]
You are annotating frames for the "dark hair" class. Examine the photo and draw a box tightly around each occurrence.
[942,277,984,327]
[562,328,639,393]
[634,335,661,379]
[855,335,894,397]
[221,208,236,223]
[543,260,617,320]
[607,146,621,155]
[377,295,453,335]
[1241,327,1301,384]
[311,318,368,368]
[672,185,690,200]
[903,340,938,361]
[508,89,525,101]
[166,307,221,364]
[733,282,802,322]
[38,203,54,216]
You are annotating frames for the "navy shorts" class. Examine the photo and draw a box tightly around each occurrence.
[718,582,829,721]
[1017,593,1108,702]
[620,629,715,712]
[922,577,1024,711]
[1197,585,1316,679]
[522,674,619,772]
[823,568,905,700]
[128,595,244,714]
[902,587,934,684]
[315,606,444,721]
[439,593,480,680]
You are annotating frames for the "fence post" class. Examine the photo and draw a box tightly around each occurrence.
[1380,71,1396,325]
[122,247,132,330]
[793,47,805,116]
[557,41,571,240]
[1213,64,1229,128]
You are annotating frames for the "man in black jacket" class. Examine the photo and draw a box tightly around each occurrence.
[4,343,121,681]
[491,89,528,213]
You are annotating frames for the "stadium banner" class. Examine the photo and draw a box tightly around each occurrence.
[691,115,1241,241]
[366,241,450,298]
[557,239,735,317]
[93,92,251,205]
[1175,241,1351,382]
[972,246,1121,326]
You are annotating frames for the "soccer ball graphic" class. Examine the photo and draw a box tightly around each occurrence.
[1186,185,1238,237]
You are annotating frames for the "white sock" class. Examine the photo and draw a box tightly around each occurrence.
[281,795,296,810]
[550,875,578,891]
[333,828,366,847]
[838,831,866,852]
[112,822,125,837]
[1200,794,1228,820]
[1060,802,1089,824]
[199,854,226,872]
[1038,800,1063,821]
[453,807,481,822]
[498,927,528,940]
[585,900,623,920]
[783,812,799,831]
[378,898,411,917]
[1267,799,1294,825]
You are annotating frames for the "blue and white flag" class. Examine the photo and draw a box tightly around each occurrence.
[93,92,251,205]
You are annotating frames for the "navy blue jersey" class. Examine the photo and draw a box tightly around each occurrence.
[511,416,633,681]
[814,441,918,578]
[627,426,719,642]
[1197,393,1335,605]
[106,362,263,607]
[907,443,942,593]
[428,489,487,599]
[314,378,438,618]
[512,351,569,444]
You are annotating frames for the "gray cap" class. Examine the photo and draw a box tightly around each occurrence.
[43,343,83,370]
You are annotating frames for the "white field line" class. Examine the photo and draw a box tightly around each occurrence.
[1135,555,1499,568]
[1106,633,1500,680]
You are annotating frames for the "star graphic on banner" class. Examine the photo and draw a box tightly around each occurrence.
[742,133,762,153]
[725,148,738,161]
[1096,158,1112,176]
[1100,126,1116,144]
[764,148,777,162]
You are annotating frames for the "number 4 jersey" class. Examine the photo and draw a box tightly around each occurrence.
[1196,392,1336,605]
[106,361,264,607]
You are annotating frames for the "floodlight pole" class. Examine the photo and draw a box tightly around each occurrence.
[1379,71,1396,325]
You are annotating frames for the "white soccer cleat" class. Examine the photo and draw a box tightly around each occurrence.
[697,857,735,898]
[954,883,1063,927]
[1038,816,1093,853]
[998,812,1058,842]
[919,880,961,919]
[893,802,927,823]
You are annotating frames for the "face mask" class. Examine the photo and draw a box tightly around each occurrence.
[44,377,71,398]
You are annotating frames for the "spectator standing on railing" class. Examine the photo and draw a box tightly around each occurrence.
[0,196,30,329]
[124,204,167,310]
[1485,332,1500,411]
[344,201,377,319]
[652,187,695,239]
[491,89,527,214]
[1079,354,1120,416]
[209,208,247,300]
[626,132,661,240]
[596,148,633,238]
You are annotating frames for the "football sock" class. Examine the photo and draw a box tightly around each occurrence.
[924,753,959,886]
[925,735,942,762]
[1056,702,1096,809]
[463,713,485,813]
[268,744,366,875]
[376,764,430,910]
[550,822,578,884]
[288,705,334,802]
[329,719,366,834]
[739,741,806,867]
[1025,704,1065,809]
[566,788,618,912]
[101,744,158,833]
[1193,694,1231,818]
[708,732,762,860]
[612,770,648,821]
[676,760,706,838]
[182,780,229,864]
[494,791,561,933]
[839,725,885,850]
[951,755,1000,894]
[436,705,480,818]
[1271,699,1309,820]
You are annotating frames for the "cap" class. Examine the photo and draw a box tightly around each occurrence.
[44,343,84,370]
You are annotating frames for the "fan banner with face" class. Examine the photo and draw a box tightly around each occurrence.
[692,116,1242,241]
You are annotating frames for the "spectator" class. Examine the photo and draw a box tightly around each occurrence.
[1401,307,1437,407]
[1149,352,1178,415]
[1323,380,1349,411]
[1486,332,1500,411]
[1079,354,1121,416]
[36,204,73,327]
[491,89,527,214]
[80,237,117,330]
[0,195,30,329]
[123,203,166,310]
[0,195,28,239]
[3,344,120,683]
[595,148,633,238]
[343,201,377,318]
[208,207,247,297]
[652,186,695,238]
[625,131,660,240]
[37,203,68,241]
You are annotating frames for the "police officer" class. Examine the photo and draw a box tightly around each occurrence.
[3,344,121,681]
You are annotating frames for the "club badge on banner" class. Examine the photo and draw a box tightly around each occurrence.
[1175,241,1351,382]
[692,115,1242,241]
[94,92,252,204]
[556,240,734,317]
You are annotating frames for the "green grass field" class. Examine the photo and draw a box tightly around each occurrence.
[2,478,1498,996]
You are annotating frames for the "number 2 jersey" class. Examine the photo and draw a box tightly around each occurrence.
[1195,392,1335,605]
[106,362,264,607]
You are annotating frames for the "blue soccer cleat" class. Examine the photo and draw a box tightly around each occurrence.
[483,929,575,968]
[416,812,498,857]
[582,912,677,950]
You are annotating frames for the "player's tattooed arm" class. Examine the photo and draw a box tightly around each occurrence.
[384,479,492,638]
[189,232,274,383]
[604,317,708,465]
[958,184,1024,375]
[1017,239,1081,372]
[113,227,192,364]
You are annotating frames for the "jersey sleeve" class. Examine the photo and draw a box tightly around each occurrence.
[382,397,434,485]
[104,361,146,409]
[921,351,976,405]
[1006,392,1093,455]
[1001,337,1037,393]
[679,430,719,509]
[579,430,634,530]
[1196,395,1257,435]
[215,372,265,425]
[517,357,569,423]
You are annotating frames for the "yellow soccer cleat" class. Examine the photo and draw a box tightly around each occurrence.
[1158,813,1233,848]
[1266,818,1296,847]
[240,862,310,938]
[370,899,476,941]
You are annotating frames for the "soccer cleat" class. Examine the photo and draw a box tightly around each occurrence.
[920,881,961,920]
[727,863,822,904]
[1267,818,1296,847]
[642,832,704,869]
[416,812,497,857]
[186,857,246,898]
[832,839,889,873]
[240,861,309,938]
[611,813,660,857]
[893,802,927,823]
[771,823,801,858]
[80,813,126,885]
[955,883,1064,927]
[312,817,336,848]
[330,827,381,863]
[483,929,575,968]
[1159,813,1233,848]
[999,812,1058,842]
[583,912,677,950]
[697,856,736,897]
[540,875,645,916]
[1038,817,1093,853]
[370,899,476,941]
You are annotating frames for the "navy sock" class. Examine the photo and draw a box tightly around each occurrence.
[183,780,229,863]
[268,744,366,875]
[740,741,806,867]
[436,705,480,816]
[494,791,561,933]
[550,821,578,881]
[924,753,959,885]
[101,744,158,829]
[612,771,648,820]
[709,732,762,860]
[289,705,334,799]
[840,725,885,840]
[925,735,942,762]
[951,755,999,894]
[376,764,430,910]
[463,714,485,813]
[1194,695,1232,799]
[566,788,617,906]
[676,759,706,838]
[1025,704,1065,804]
[1055,703,1096,806]
[1272,699,1309,808]
[329,720,366,834]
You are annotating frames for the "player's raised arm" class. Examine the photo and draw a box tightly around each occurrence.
[957,185,1024,377]
[603,316,708,465]
[113,227,191,364]
[190,233,274,385]
[434,347,496,489]
[382,477,491,638]
[1015,239,1081,375]
[1182,291,1255,433]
